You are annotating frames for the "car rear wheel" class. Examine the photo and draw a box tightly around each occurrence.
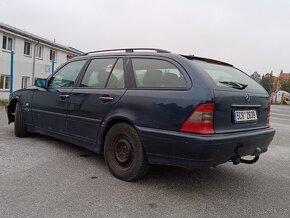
[14,102,28,137]
[104,123,149,181]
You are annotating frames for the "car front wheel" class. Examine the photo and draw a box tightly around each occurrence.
[14,102,28,137]
[104,123,149,181]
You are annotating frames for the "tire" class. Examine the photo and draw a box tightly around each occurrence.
[14,102,28,137]
[104,123,149,181]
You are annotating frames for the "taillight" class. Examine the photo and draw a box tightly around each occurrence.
[180,103,215,134]
[266,104,270,127]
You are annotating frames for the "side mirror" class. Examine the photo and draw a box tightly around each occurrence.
[34,78,47,88]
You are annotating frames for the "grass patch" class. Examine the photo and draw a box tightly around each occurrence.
[0,99,8,106]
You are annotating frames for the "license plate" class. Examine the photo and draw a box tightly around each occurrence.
[233,110,257,123]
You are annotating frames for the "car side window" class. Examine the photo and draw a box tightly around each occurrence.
[106,58,125,89]
[48,60,87,89]
[81,58,117,88]
[131,58,186,89]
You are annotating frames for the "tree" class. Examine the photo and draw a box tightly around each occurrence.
[260,73,273,93]
[280,69,283,75]
[280,79,290,93]
[250,72,261,82]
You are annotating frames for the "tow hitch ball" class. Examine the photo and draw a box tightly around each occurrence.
[231,148,262,165]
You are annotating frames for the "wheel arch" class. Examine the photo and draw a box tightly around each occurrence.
[98,116,138,154]
[7,98,20,124]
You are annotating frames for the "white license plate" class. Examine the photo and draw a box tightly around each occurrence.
[233,110,257,123]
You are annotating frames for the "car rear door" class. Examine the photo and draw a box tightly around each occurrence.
[67,57,126,142]
[193,60,270,133]
[31,59,87,134]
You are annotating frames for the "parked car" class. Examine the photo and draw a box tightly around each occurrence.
[6,48,275,181]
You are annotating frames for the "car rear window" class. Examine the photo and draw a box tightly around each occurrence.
[194,60,265,91]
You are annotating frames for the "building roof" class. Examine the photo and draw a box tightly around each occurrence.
[280,72,290,79]
[0,22,84,55]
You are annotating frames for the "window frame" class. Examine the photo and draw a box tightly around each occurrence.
[2,35,13,51]
[0,74,11,90]
[49,49,57,62]
[36,45,43,59]
[75,56,127,90]
[24,41,32,56]
[106,58,126,89]
[21,76,30,89]
[128,56,190,91]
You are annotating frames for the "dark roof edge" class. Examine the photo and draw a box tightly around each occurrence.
[0,22,83,55]
[181,55,233,67]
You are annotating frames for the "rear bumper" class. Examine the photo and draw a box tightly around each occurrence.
[138,127,275,168]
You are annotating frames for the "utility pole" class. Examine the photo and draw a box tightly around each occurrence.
[52,58,55,73]
[32,40,39,85]
[10,50,14,94]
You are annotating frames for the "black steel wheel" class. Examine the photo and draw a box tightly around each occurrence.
[104,123,149,181]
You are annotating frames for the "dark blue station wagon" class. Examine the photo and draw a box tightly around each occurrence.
[6,48,275,181]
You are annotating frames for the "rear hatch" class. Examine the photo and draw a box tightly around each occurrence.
[193,60,269,133]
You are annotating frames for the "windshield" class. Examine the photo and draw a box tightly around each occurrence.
[194,60,265,91]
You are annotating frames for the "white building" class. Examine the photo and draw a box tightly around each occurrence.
[0,22,83,100]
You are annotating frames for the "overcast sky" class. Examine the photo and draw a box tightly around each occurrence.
[1,0,289,75]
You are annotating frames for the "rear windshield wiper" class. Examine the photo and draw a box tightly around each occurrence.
[219,81,248,90]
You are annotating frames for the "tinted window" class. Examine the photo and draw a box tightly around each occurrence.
[194,61,265,91]
[81,59,116,88]
[24,42,31,55]
[132,58,186,88]
[48,60,86,88]
[107,58,125,89]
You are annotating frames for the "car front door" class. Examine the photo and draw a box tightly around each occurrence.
[31,59,87,134]
[67,57,127,143]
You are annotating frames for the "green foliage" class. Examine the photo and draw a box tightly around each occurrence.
[280,79,290,92]
[250,72,261,82]
[260,73,273,93]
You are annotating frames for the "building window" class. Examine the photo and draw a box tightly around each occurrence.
[50,49,56,61]
[22,76,30,88]
[24,42,31,56]
[36,45,43,59]
[0,75,10,90]
[2,35,13,51]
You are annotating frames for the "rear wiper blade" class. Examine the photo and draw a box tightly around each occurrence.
[219,81,248,90]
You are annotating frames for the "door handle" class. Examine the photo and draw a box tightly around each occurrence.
[99,96,114,102]
[59,94,70,99]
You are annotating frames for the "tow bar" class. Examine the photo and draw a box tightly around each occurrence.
[231,147,261,165]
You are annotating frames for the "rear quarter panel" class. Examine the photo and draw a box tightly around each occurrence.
[105,55,214,131]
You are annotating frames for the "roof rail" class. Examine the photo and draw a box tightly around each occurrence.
[83,48,171,56]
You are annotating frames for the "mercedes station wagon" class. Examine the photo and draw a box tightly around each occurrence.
[6,48,275,181]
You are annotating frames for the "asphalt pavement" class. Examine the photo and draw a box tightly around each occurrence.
[0,105,289,218]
